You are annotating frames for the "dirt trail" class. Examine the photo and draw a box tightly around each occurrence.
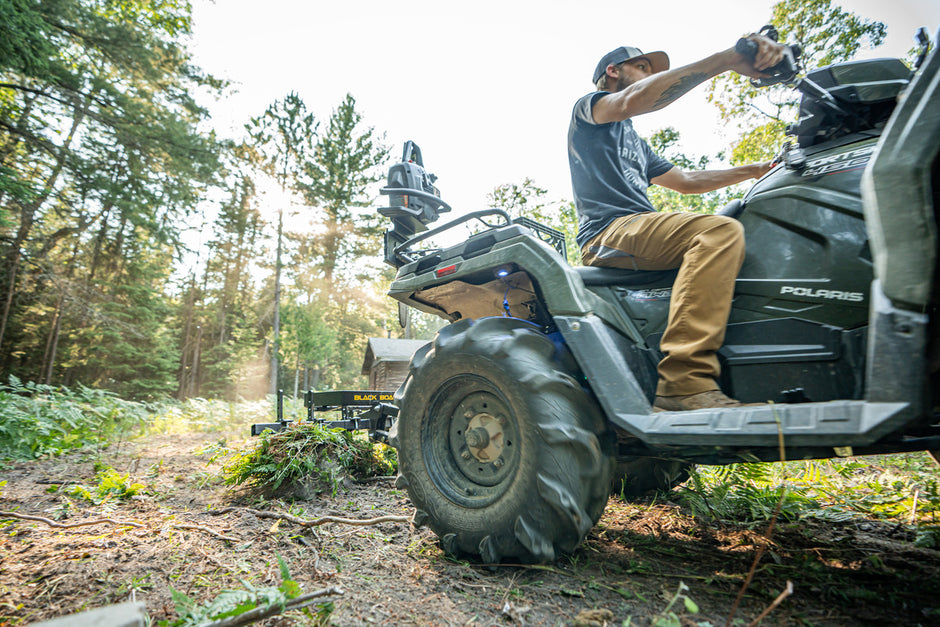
[1,431,939,626]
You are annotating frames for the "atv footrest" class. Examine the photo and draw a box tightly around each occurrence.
[624,400,911,447]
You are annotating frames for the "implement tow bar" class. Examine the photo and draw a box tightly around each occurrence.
[250,389,399,443]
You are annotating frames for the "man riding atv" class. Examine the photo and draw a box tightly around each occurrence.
[569,33,787,411]
[380,24,937,565]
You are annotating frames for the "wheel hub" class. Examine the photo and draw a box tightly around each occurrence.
[464,414,503,462]
[445,390,517,489]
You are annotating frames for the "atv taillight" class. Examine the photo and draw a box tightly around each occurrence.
[436,264,457,278]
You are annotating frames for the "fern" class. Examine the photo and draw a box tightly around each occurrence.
[677,454,940,539]
[66,466,146,504]
[0,377,149,462]
[161,554,308,626]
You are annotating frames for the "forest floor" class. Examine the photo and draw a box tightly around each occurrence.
[2,428,940,627]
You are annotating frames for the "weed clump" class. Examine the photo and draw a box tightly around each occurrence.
[66,466,147,504]
[223,423,397,498]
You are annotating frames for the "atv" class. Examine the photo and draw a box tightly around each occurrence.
[377,30,940,564]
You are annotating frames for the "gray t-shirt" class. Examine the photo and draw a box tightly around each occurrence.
[568,91,674,248]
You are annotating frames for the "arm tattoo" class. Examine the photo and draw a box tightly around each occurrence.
[652,72,708,109]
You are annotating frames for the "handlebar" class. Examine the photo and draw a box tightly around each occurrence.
[736,25,801,87]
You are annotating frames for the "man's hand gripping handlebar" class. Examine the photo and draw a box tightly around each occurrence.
[735,25,802,87]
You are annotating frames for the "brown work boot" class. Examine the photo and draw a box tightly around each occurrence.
[653,389,745,411]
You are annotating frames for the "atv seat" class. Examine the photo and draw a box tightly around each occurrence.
[575,201,744,289]
[575,266,678,287]
[717,198,745,219]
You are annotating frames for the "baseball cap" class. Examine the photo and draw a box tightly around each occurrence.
[592,46,670,84]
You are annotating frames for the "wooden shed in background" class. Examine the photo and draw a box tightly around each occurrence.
[361,338,430,391]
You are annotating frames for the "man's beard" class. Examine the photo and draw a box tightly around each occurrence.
[615,75,635,92]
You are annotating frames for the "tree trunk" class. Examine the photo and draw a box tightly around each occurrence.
[269,209,283,394]
[42,292,65,385]
[87,204,112,282]
[177,275,197,400]
[188,324,203,398]
[0,105,85,353]
[293,353,300,399]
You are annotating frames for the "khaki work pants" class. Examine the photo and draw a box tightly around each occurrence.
[581,212,745,397]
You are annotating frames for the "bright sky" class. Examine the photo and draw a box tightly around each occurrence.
[188,0,940,221]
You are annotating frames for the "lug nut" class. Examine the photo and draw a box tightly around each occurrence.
[464,427,491,449]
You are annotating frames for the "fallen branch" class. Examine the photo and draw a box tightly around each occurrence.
[0,510,144,529]
[208,507,239,516]
[1,510,242,543]
[171,524,238,543]
[747,581,794,627]
[199,585,344,627]
[211,507,410,528]
[251,509,410,528]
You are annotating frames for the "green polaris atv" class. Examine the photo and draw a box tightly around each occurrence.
[377,31,939,564]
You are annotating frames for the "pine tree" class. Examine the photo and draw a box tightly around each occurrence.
[197,175,266,399]
[245,92,318,394]
[0,0,225,396]
[294,94,389,285]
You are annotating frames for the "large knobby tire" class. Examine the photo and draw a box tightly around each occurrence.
[390,317,615,564]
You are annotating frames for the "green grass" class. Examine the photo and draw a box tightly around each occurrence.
[144,396,288,435]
